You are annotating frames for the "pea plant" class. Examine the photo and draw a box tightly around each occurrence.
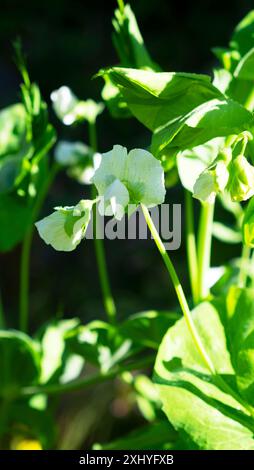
[2,1,254,451]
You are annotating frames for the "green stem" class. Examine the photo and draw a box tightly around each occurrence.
[244,87,254,111]
[89,121,116,323]
[141,204,215,374]
[197,202,214,301]
[141,204,254,418]
[20,356,153,397]
[239,245,251,288]
[19,162,59,332]
[0,293,5,329]
[185,190,199,305]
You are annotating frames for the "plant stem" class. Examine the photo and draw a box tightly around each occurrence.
[197,202,214,301]
[19,162,59,333]
[185,190,199,305]
[0,293,5,329]
[239,245,251,288]
[141,204,215,374]
[244,87,254,111]
[88,121,116,323]
[20,356,153,397]
[141,204,254,418]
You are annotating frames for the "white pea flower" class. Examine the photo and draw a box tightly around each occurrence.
[92,145,166,219]
[54,141,102,185]
[35,200,93,251]
[51,86,104,125]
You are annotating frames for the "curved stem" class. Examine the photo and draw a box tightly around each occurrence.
[19,162,59,332]
[20,355,153,397]
[197,202,214,301]
[239,245,251,288]
[89,122,116,323]
[185,190,198,305]
[141,204,254,418]
[141,204,215,374]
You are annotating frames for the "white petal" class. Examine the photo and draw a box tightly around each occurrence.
[98,179,129,220]
[51,86,78,124]
[36,200,92,252]
[92,145,128,195]
[125,148,165,207]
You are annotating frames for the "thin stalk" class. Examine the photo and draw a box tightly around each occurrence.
[20,356,153,397]
[239,245,251,288]
[89,121,116,323]
[197,202,214,301]
[185,190,199,305]
[141,204,215,374]
[0,293,5,329]
[19,162,59,332]
[141,204,254,418]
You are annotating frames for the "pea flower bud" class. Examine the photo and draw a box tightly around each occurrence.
[227,154,254,202]
[193,149,230,204]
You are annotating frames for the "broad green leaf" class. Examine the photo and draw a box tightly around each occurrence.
[93,421,178,450]
[151,98,253,157]
[100,67,222,132]
[0,330,40,398]
[226,287,254,406]
[234,47,254,80]
[213,221,242,244]
[154,302,254,450]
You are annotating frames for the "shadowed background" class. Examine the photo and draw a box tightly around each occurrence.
[0,0,252,449]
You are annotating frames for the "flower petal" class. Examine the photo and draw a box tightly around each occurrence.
[125,148,165,206]
[92,145,128,195]
[35,200,92,251]
[98,179,129,220]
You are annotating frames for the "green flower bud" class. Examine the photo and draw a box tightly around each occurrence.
[243,197,254,247]
[193,160,229,204]
[227,154,254,202]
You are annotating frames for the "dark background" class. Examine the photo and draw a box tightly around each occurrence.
[0,0,252,448]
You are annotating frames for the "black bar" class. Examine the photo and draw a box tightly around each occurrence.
[0,450,253,467]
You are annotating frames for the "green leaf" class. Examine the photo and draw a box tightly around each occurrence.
[151,98,253,157]
[154,301,254,450]
[100,67,222,132]
[93,421,178,450]
[234,47,254,80]
[226,287,254,406]
[231,10,254,56]
[0,156,49,252]
[119,310,179,349]
[112,4,159,70]
[213,221,242,244]
[0,330,40,398]
[67,320,137,373]
[0,104,26,156]
[36,318,83,384]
